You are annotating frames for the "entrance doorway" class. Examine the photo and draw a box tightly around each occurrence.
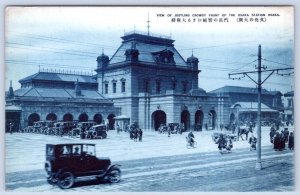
[181,110,190,131]
[195,110,204,131]
[151,110,167,131]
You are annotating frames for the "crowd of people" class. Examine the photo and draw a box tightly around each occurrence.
[128,122,143,142]
[269,125,294,151]
[115,121,294,152]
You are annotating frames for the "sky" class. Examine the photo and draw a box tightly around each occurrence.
[4,6,294,93]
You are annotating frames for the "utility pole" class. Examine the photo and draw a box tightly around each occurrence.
[229,44,293,170]
[257,45,262,170]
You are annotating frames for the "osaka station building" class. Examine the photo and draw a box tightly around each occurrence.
[6,31,283,132]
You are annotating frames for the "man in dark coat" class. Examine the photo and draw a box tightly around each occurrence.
[283,128,289,143]
[273,132,281,151]
[269,128,276,143]
[288,132,294,150]
[138,128,143,142]
[216,134,226,151]
[249,134,257,151]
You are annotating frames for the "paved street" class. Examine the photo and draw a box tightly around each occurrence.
[5,129,295,192]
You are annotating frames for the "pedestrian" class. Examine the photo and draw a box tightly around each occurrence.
[225,135,233,151]
[116,123,121,134]
[215,133,225,151]
[274,131,285,151]
[168,126,171,137]
[279,131,286,150]
[269,127,276,143]
[138,128,143,142]
[288,132,294,150]
[187,130,195,146]
[283,128,289,143]
[248,134,257,151]
[9,122,14,134]
[133,128,138,141]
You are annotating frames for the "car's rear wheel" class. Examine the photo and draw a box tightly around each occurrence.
[108,167,121,183]
[57,172,75,189]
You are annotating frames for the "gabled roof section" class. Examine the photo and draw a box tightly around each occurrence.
[13,87,107,100]
[209,85,281,95]
[109,32,187,66]
[231,102,279,112]
[19,72,97,84]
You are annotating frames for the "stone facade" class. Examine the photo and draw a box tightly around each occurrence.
[96,32,228,131]
[6,72,121,130]
[6,31,284,132]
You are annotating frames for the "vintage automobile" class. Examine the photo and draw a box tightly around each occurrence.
[84,124,107,139]
[45,143,121,189]
[69,122,96,138]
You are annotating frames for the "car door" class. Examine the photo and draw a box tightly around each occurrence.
[81,145,100,174]
[70,145,86,174]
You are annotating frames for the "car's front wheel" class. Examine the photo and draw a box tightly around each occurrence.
[57,172,75,189]
[108,167,121,183]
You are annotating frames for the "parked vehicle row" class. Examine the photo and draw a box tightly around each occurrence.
[21,121,108,139]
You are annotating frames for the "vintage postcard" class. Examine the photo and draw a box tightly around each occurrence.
[4,6,294,191]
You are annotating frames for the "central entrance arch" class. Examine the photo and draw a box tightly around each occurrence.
[181,110,190,131]
[152,110,166,131]
[195,110,204,131]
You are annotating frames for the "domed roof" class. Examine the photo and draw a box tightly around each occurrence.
[187,54,199,63]
[97,52,109,61]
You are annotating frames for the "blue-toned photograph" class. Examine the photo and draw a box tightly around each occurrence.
[4,6,294,192]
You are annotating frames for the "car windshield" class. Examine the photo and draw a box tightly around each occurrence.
[83,145,96,156]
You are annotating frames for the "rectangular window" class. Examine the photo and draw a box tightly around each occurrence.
[105,83,108,94]
[288,99,292,107]
[113,83,116,93]
[122,81,125,92]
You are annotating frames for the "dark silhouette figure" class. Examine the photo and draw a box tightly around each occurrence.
[248,134,257,151]
[138,128,143,142]
[288,132,294,150]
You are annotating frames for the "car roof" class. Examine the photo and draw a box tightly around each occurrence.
[46,143,95,147]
